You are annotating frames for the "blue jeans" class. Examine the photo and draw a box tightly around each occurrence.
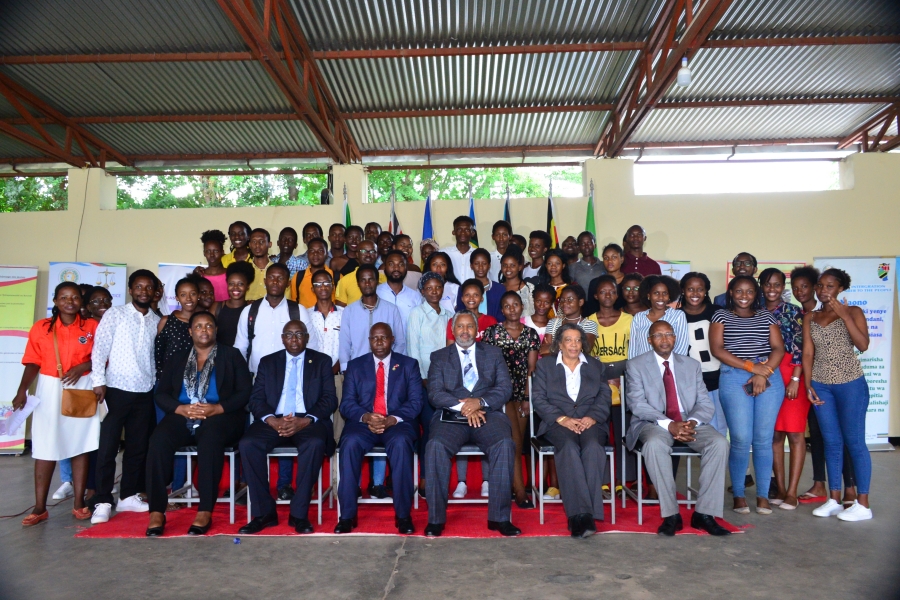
[718,364,785,499]
[59,458,73,483]
[811,377,871,495]
[707,389,728,438]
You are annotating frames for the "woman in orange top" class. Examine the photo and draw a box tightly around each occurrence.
[13,281,101,525]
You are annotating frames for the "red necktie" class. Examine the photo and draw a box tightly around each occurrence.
[662,360,681,421]
[374,361,387,416]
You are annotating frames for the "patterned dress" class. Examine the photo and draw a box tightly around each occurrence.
[154,316,192,377]
[482,324,541,402]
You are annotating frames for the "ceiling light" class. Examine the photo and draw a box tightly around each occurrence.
[676,56,692,87]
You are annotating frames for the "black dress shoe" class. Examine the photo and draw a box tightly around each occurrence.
[238,513,278,534]
[580,514,597,537]
[396,516,414,534]
[657,514,684,537]
[145,516,166,538]
[293,518,314,534]
[691,512,731,536]
[370,484,389,499]
[424,522,444,537]
[568,515,586,538]
[277,486,295,501]
[357,486,363,499]
[187,520,212,536]
[334,516,358,534]
[487,520,522,537]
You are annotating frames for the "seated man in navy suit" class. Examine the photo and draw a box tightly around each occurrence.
[335,323,424,534]
[238,320,337,535]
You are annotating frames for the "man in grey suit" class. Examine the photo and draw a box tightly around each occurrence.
[423,310,519,537]
[625,321,731,537]
[532,323,611,538]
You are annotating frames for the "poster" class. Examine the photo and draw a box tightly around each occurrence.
[657,260,691,281]
[0,266,38,454]
[726,260,806,305]
[158,263,200,314]
[47,262,126,317]
[813,257,895,449]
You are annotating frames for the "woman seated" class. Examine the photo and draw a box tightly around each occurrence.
[531,323,612,539]
[145,312,252,537]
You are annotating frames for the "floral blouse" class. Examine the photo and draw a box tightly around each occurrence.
[482,323,541,402]
[770,302,803,366]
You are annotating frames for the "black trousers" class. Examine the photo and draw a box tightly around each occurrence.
[545,424,608,519]
[239,419,330,519]
[146,410,246,513]
[91,387,155,507]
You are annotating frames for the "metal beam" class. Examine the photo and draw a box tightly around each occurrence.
[216,0,359,162]
[2,35,898,65]
[656,96,900,109]
[625,137,844,149]
[0,72,134,168]
[838,103,900,151]
[596,0,735,158]
[360,144,596,158]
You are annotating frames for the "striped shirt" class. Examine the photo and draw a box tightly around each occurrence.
[710,310,777,360]
[627,308,689,359]
[545,316,599,341]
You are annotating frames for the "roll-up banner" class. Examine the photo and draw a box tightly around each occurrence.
[813,257,895,450]
[0,266,39,454]
[158,263,201,314]
[47,262,126,317]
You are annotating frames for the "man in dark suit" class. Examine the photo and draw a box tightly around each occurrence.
[335,323,424,534]
[625,320,731,537]
[531,323,611,538]
[238,320,337,535]
[423,310,519,537]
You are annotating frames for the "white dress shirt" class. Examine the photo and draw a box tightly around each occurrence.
[449,343,478,411]
[441,244,475,283]
[489,249,504,283]
[556,352,588,401]
[234,297,320,374]
[91,303,160,392]
[654,352,700,430]
[308,305,342,366]
[368,352,403,422]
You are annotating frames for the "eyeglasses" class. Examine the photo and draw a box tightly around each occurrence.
[192,323,215,331]
[89,298,112,306]
[359,249,377,255]
[622,286,640,292]
[312,281,333,288]
[281,331,309,339]
[649,332,676,340]
[558,296,580,304]
[734,260,755,268]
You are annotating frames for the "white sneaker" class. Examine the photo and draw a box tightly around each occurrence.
[452,482,468,499]
[836,501,873,522]
[91,503,112,524]
[480,481,489,497]
[812,498,843,517]
[52,482,74,500]
[116,494,149,513]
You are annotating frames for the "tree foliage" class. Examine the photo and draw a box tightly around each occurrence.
[0,177,68,212]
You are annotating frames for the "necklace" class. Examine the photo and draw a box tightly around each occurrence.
[362,300,377,310]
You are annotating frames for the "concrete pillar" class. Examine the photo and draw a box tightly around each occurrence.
[67,167,117,211]
[331,163,368,210]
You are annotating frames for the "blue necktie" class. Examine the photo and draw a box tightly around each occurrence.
[284,356,299,416]
[462,349,478,392]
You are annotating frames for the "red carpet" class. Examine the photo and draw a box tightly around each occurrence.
[75,496,742,539]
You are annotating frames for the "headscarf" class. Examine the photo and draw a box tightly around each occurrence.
[417,271,445,292]
[184,344,218,405]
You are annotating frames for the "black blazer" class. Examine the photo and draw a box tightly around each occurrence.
[427,342,512,411]
[248,348,338,439]
[155,345,252,415]
[531,353,611,437]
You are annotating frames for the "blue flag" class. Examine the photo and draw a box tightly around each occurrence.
[422,192,434,240]
[468,193,479,247]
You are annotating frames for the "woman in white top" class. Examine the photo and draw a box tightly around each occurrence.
[523,283,555,343]
[628,275,688,359]
[424,251,460,314]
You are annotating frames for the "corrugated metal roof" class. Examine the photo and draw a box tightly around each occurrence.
[664,45,900,100]
[0,0,247,55]
[321,51,637,111]
[0,136,47,159]
[0,62,292,116]
[349,111,607,150]
[714,0,900,38]
[82,121,323,155]
[632,103,888,143]
[291,0,665,50]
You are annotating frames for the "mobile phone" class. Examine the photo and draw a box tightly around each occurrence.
[743,379,771,396]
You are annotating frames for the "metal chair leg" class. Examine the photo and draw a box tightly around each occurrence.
[317,467,323,525]
[609,451,616,525]
[229,452,235,524]
[413,454,419,510]
[637,451,643,526]
[538,452,545,525]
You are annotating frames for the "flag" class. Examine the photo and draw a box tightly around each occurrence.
[389,184,402,235]
[585,179,596,240]
[422,191,434,240]
[503,185,511,226]
[546,185,559,249]
[342,184,351,228]
[468,188,479,247]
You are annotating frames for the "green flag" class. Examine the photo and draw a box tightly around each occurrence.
[585,180,596,239]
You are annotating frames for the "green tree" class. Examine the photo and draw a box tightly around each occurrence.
[367,167,580,202]
[0,177,68,212]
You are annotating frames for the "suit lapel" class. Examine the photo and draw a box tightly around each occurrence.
[646,353,667,411]
[446,345,464,389]
[300,351,313,409]
[672,354,692,414]
[574,359,594,403]
[386,358,399,411]
[274,351,288,411]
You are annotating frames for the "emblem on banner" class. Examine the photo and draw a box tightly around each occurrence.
[878,263,890,282]
[59,268,79,283]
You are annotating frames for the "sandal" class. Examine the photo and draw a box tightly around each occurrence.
[72,507,92,520]
[22,511,49,526]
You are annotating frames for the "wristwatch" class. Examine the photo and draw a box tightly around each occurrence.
[790,376,800,382]
[479,398,488,408]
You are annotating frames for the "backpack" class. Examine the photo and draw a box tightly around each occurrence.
[246,298,301,360]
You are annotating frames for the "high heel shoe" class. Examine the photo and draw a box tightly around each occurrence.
[187,520,212,536]
[145,515,166,537]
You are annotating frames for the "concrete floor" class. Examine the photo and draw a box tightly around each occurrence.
[1,450,899,600]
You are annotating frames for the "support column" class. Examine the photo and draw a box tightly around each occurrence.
[68,167,117,212]
[331,163,368,211]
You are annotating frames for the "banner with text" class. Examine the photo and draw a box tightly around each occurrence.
[158,263,201,315]
[727,260,806,305]
[47,262,126,317]
[0,266,38,453]
[813,257,895,446]
[657,260,691,282]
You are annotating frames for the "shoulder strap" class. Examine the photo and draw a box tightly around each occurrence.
[246,299,263,359]
[51,325,64,379]
[294,269,307,301]
[287,299,301,322]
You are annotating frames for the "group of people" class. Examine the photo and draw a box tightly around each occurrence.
[13,217,875,540]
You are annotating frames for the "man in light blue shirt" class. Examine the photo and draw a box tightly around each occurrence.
[377,250,422,330]
[339,265,406,372]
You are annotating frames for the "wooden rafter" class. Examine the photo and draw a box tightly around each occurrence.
[838,104,900,152]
